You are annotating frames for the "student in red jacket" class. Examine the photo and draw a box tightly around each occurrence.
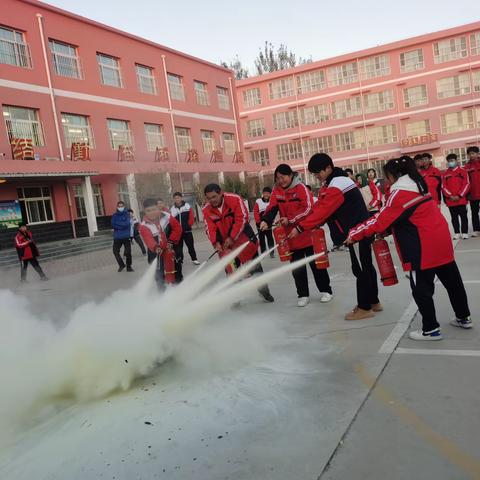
[139,198,183,290]
[347,156,472,340]
[253,187,275,257]
[15,222,48,282]
[419,152,442,206]
[442,153,470,239]
[464,146,480,236]
[202,184,274,303]
[260,164,332,307]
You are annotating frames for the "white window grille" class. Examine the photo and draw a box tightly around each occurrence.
[332,96,362,120]
[243,87,261,107]
[217,86,230,110]
[136,64,156,94]
[405,119,431,138]
[277,141,303,161]
[363,90,394,114]
[433,37,467,64]
[61,113,94,148]
[365,124,397,147]
[49,40,81,79]
[222,133,236,155]
[299,104,330,126]
[473,70,480,92]
[0,26,31,68]
[3,105,45,146]
[194,81,210,106]
[246,118,266,138]
[250,149,270,166]
[144,123,165,151]
[296,70,326,94]
[328,62,358,87]
[359,55,390,80]
[441,108,477,134]
[437,73,471,99]
[403,85,428,108]
[107,119,133,149]
[17,186,54,224]
[302,136,334,156]
[168,74,185,101]
[201,130,215,153]
[471,32,480,56]
[335,130,365,151]
[399,49,424,73]
[92,184,105,216]
[117,183,130,206]
[272,110,298,130]
[73,184,86,218]
[175,127,192,153]
[97,53,122,87]
[269,77,294,100]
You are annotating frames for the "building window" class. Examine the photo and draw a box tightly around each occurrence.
[441,108,479,134]
[328,62,358,87]
[272,110,298,130]
[107,119,133,150]
[437,73,471,99]
[136,64,156,95]
[49,40,81,79]
[473,70,480,92]
[363,90,394,114]
[61,113,94,148]
[117,183,130,206]
[269,77,294,100]
[73,184,86,218]
[299,104,330,126]
[335,130,365,151]
[194,81,210,106]
[175,127,192,153]
[277,141,303,161]
[471,32,480,56]
[144,123,164,151]
[302,136,334,156]
[444,147,468,164]
[3,105,45,146]
[399,49,424,73]
[17,186,54,224]
[246,118,266,138]
[296,70,326,94]
[243,87,261,107]
[97,53,122,87]
[433,37,467,64]
[403,85,428,108]
[92,184,105,216]
[250,148,270,166]
[332,96,362,120]
[222,133,236,155]
[365,124,397,147]
[359,55,390,80]
[201,130,215,153]
[168,73,185,101]
[405,119,431,138]
[0,26,31,68]
[217,86,230,110]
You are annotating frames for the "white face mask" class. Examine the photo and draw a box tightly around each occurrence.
[117,207,125,212]
[448,161,457,169]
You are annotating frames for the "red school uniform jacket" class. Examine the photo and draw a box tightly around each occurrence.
[349,175,454,271]
[15,230,39,261]
[253,197,270,225]
[138,212,182,254]
[420,165,442,205]
[464,159,480,201]
[442,166,470,207]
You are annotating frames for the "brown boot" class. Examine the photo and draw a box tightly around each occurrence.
[345,306,375,320]
[372,303,383,312]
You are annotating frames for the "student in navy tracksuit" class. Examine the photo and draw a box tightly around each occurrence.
[348,156,472,340]
[111,200,134,272]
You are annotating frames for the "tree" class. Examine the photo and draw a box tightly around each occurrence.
[221,177,248,199]
[254,41,312,75]
[220,55,249,80]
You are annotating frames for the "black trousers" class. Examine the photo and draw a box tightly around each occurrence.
[147,248,183,291]
[448,205,468,234]
[470,200,480,232]
[258,228,274,253]
[409,261,470,332]
[178,231,197,261]
[113,238,132,268]
[20,257,46,281]
[132,234,146,255]
[290,246,332,298]
[349,238,379,310]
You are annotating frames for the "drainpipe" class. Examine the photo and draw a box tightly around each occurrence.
[467,37,479,144]
[36,14,64,161]
[228,76,242,152]
[293,73,309,182]
[356,58,370,168]
[64,181,77,238]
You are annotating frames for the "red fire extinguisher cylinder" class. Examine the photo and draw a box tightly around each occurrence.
[311,228,329,269]
[163,245,177,284]
[219,248,237,275]
[372,238,398,286]
[273,226,292,262]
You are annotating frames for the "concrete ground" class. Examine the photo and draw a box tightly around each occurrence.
[0,228,479,480]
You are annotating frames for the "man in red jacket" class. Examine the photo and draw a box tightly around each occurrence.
[203,183,274,303]
[15,222,48,282]
[139,198,183,290]
[419,152,442,206]
[464,146,480,237]
[253,187,275,257]
[442,153,470,240]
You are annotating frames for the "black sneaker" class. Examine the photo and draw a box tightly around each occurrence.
[258,287,274,303]
[41,276,49,281]
[126,267,134,272]
[450,317,473,329]
[269,252,275,259]
[118,265,126,272]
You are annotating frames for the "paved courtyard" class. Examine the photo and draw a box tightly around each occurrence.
[0,229,479,480]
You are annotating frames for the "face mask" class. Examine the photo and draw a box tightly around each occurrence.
[117,207,125,212]
[448,161,457,168]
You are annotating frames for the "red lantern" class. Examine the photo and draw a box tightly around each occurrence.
[163,246,176,284]
[273,226,292,262]
[311,228,329,269]
[372,238,398,286]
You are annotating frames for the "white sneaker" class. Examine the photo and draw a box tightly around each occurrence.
[408,328,443,341]
[453,233,460,240]
[192,260,200,265]
[320,292,333,303]
[472,231,480,237]
[297,297,310,307]
[462,234,469,240]
[450,317,473,329]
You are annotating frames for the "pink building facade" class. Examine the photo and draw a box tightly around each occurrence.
[0,0,248,247]
[236,22,480,185]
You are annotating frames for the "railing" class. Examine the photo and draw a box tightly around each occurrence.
[51,52,83,79]
[63,124,94,148]
[0,38,32,68]
[5,119,44,146]
[145,132,165,151]
[109,129,133,150]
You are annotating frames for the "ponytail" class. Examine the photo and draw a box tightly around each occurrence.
[383,156,428,195]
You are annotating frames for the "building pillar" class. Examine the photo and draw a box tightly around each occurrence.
[82,175,98,237]
[126,173,140,218]
[258,171,265,191]
[164,172,172,195]
[193,172,200,186]
[218,171,225,185]
[239,171,246,183]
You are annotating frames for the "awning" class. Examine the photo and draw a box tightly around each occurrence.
[0,171,99,178]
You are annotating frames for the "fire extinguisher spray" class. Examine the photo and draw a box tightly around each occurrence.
[372,238,398,286]
[311,228,329,269]
[273,226,292,262]
[219,249,237,275]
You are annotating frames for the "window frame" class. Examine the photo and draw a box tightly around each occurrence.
[97,52,123,88]
[49,39,82,79]
[135,64,157,95]
[16,186,55,224]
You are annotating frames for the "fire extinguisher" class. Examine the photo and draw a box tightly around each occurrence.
[273,226,292,262]
[311,228,329,269]
[163,244,177,284]
[219,249,237,275]
[372,238,398,286]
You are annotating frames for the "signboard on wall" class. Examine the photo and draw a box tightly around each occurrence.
[0,200,23,229]
[400,133,438,148]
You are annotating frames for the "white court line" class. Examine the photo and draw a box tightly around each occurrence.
[455,249,480,254]
[396,348,480,357]
[463,280,480,284]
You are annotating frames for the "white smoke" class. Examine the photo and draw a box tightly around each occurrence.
[0,245,317,446]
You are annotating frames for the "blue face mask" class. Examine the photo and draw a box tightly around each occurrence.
[448,161,457,169]
[117,207,125,212]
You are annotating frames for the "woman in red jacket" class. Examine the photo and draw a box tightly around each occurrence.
[442,153,470,240]
[15,222,48,282]
[260,164,332,307]
[347,156,472,340]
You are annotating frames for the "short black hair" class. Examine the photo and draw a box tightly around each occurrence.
[156,198,164,203]
[467,146,479,154]
[446,153,458,161]
[18,222,27,228]
[262,187,272,193]
[127,208,134,213]
[143,198,157,209]
[308,153,333,173]
[422,152,432,159]
[117,200,125,206]
[173,192,183,197]
[413,154,424,161]
[305,185,312,191]
[204,183,221,195]
[344,168,353,175]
